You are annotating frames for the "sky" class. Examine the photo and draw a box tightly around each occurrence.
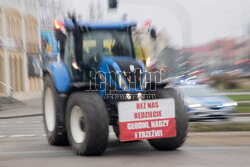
[63,0,250,48]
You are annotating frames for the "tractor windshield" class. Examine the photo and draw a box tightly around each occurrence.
[82,30,134,58]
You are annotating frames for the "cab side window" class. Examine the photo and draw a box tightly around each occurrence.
[64,32,75,78]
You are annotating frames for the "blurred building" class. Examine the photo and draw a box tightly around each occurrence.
[0,0,41,96]
[182,36,250,76]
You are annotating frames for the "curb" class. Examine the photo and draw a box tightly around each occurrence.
[13,92,42,102]
[0,113,43,119]
[188,131,250,136]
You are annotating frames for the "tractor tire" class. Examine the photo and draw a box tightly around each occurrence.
[66,92,109,155]
[148,88,188,150]
[43,75,68,145]
[112,124,120,139]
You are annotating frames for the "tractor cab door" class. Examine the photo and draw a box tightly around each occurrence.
[63,30,97,83]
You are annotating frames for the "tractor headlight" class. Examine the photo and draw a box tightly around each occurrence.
[98,73,110,87]
[141,75,147,89]
[223,102,237,107]
[117,73,129,90]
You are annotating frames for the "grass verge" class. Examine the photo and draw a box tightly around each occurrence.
[237,106,250,113]
[227,95,250,101]
[226,95,250,113]
[189,122,250,132]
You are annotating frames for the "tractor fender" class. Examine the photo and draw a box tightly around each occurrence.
[43,62,71,93]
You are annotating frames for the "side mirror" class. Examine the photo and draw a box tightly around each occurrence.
[150,28,157,40]
[55,29,66,41]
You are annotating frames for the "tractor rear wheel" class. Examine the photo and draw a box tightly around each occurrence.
[148,88,188,150]
[112,124,120,139]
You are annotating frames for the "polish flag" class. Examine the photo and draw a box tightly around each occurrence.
[142,19,152,29]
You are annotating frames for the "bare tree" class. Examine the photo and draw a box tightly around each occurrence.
[39,0,64,30]
[89,2,95,21]
[96,1,103,20]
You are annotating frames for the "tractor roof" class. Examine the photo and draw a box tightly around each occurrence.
[64,19,137,30]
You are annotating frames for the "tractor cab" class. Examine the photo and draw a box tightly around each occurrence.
[52,19,147,98]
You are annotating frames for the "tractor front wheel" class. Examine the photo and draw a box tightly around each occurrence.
[43,75,68,145]
[66,92,109,155]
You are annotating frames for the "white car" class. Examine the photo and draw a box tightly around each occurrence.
[175,84,237,121]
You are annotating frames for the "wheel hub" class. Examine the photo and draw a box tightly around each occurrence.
[70,106,86,144]
[44,88,56,132]
[79,117,85,132]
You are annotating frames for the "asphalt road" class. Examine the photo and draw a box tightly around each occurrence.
[0,116,250,167]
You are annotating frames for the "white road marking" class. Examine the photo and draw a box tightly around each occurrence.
[17,121,24,124]
[9,134,36,138]
[0,132,116,138]
[0,150,70,155]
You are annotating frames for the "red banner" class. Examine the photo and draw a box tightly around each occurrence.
[119,118,176,142]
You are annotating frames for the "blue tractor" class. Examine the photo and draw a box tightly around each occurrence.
[42,17,188,155]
